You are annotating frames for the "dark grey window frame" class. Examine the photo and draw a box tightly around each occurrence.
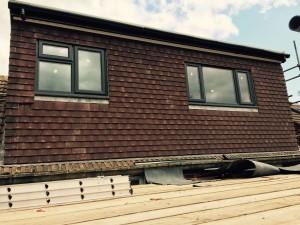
[38,41,73,61]
[185,63,256,107]
[74,46,107,96]
[36,41,108,99]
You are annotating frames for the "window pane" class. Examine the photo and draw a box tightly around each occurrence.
[186,66,201,100]
[38,61,71,92]
[203,67,237,104]
[237,72,252,103]
[43,45,69,57]
[78,50,102,92]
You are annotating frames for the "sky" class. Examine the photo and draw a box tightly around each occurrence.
[1,0,300,103]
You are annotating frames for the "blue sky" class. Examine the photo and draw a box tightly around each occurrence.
[227,2,300,103]
[0,0,299,102]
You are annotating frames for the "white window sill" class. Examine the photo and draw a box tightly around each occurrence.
[189,105,258,112]
[34,95,109,104]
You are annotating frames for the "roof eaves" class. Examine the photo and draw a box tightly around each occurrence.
[8,0,289,63]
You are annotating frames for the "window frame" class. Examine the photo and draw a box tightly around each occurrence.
[185,63,256,108]
[36,59,73,95]
[185,65,205,103]
[74,46,107,96]
[35,41,108,99]
[38,41,73,61]
[235,70,256,106]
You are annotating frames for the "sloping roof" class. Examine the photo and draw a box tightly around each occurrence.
[0,76,7,96]
[0,75,7,122]
[8,0,289,63]
[0,76,7,165]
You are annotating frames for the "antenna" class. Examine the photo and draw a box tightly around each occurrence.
[293,40,300,71]
[284,41,300,104]
[285,41,300,82]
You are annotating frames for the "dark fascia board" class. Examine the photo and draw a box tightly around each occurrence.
[8,0,289,63]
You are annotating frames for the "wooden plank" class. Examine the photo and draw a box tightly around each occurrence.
[129,195,300,225]
[134,175,298,195]
[3,177,300,225]
[132,176,300,203]
[73,187,300,225]
[199,204,300,225]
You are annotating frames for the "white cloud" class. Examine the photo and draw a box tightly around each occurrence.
[17,0,297,39]
[0,0,297,75]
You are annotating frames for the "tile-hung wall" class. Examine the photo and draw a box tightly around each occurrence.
[4,19,298,164]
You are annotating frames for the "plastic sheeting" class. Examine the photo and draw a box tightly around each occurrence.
[144,167,193,185]
[144,160,300,185]
[204,160,300,178]
[203,159,281,178]
[279,164,300,174]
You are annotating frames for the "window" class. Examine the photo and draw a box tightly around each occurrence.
[186,64,255,107]
[36,41,107,98]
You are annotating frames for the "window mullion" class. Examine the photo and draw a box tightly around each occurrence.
[71,49,75,94]
[103,50,108,95]
[73,46,78,94]
[236,70,255,105]
[199,65,206,103]
[233,70,242,104]
[247,71,256,104]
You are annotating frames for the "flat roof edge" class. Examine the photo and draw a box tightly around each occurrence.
[1,150,300,185]
[8,0,289,63]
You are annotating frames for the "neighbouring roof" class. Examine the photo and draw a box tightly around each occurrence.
[0,76,7,116]
[292,105,300,125]
[0,76,7,165]
[0,76,8,100]
[8,0,289,63]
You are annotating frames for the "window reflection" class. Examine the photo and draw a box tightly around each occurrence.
[43,45,69,57]
[186,66,201,100]
[38,61,71,92]
[203,67,237,104]
[78,50,102,92]
[237,72,252,103]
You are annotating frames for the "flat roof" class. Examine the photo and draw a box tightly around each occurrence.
[8,0,289,63]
